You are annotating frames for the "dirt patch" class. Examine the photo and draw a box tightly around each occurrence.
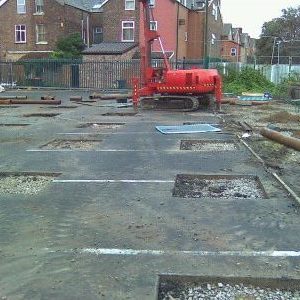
[260,111,300,123]
[173,174,266,199]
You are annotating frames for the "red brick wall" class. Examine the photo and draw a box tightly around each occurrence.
[0,0,100,60]
[101,0,139,43]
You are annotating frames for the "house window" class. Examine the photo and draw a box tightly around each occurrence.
[15,25,26,43]
[212,3,218,21]
[93,27,103,44]
[230,48,237,56]
[122,21,134,42]
[36,24,46,43]
[185,32,188,42]
[17,0,26,14]
[149,21,157,31]
[149,0,155,7]
[35,0,44,13]
[211,33,216,45]
[125,0,135,10]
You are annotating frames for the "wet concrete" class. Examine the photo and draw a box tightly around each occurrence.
[0,90,299,299]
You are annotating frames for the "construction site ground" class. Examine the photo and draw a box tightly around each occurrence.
[0,89,299,300]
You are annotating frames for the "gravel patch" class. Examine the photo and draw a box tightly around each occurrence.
[0,175,53,195]
[77,123,124,130]
[173,175,265,199]
[180,140,237,151]
[40,139,102,150]
[161,282,300,299]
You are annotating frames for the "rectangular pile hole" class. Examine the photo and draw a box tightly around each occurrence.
[40,139,102,150]
[0,123,30,127]
[0,106,20,109]
[23,113,60,117]
[77,122,125,129]
[157,275,300,300]
[0,172,61,195]
[180,140,238,151]
[42,106,78,109]
[173,174,267,199]
[101,112,137,116]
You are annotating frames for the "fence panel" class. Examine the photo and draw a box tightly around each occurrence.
[1,57,300,89]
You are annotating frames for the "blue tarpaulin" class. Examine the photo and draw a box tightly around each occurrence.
[155,124,221,134]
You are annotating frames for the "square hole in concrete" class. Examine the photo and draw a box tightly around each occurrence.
[101,112,137,116]
[180,140,238,151]
[173,174,267,199]
[40,139,102,150]
[77,122,125,129]
[0,172,60,195]
[157,275,300,300]
[23,113,60,117]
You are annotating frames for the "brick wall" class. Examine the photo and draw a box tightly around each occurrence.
[101,0,139,43]
[0,0,100,60]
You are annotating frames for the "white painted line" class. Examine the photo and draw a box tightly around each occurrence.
[56,132,155,135]
[81,248,300,257]
[53,179,174,183]
[26,149,103,152]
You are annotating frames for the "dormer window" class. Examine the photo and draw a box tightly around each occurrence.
[17,0,26,14]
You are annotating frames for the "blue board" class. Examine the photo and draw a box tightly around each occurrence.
[155,124,221,134]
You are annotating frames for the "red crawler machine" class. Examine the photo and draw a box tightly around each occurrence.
[133,0,222,111]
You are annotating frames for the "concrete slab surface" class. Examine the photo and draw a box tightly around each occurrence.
[0,90,299,299]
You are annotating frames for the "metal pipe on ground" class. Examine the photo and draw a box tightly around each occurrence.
[70,96,82,101]
[2,99,61,105]
[0,95,27,100]
[260,128,300,151]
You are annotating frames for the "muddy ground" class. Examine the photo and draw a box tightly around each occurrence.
[221,100,300,195]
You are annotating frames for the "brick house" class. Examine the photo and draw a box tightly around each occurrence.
[221,23,241,62]
[221,25,256,63]
[0,0,102,61]
[84,0,223,61]
[187,0,223,59]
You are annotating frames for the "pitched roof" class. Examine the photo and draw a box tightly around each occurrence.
[0,0,9,7]
[0,0,106,11]
[83,42,138,55]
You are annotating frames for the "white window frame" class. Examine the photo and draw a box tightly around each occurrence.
[184,32,188,42]
[35,0,44,14]
[36,24,47,43]
[125,0,135,10]
[230,48,237,56]
[211,33,216,45]
[122,21,135,42]
[212,3,218,21]
[149,0,155,7]
[17,0,26,14]
[149,21,157,31]
[15,24,26,43]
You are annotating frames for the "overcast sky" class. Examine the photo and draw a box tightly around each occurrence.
[221,0,300,38]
